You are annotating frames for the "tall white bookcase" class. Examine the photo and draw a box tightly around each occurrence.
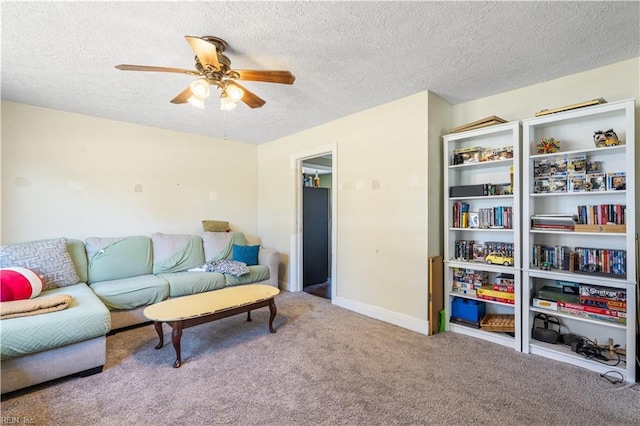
[443,122,522,351]
[521,99,636,382]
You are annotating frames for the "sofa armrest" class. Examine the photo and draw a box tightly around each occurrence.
[258,248,280,288]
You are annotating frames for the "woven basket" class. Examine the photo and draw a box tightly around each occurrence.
[480,314,515,332]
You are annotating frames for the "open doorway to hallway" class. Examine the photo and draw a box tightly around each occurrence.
[301,155,333,300]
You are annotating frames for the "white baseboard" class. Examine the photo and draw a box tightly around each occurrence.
[332,295,429,335]
[280,280,295,292]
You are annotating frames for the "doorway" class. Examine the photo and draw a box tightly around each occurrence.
[291,144,336,300]
[301,155,332,299]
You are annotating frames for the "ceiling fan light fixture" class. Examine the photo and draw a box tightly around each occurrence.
[190,78,210,99]
[220,94,237,110]
[187,94,206,109]
[226,84,244,102]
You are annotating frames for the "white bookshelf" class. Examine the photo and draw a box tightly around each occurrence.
[521,99,636,382]
[443,122,522,351]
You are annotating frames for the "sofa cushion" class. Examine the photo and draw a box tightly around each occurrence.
[0,267,43,301]
[89,274,169,310]
[224,265,270,286]
[202,231,246,262]
[0,238,79,290]
[0,283,111,360]
[66,239,88,284]
[233,244,260,266]
[85,236,152,284]
[158,272,226,298]
[151,233,205,274]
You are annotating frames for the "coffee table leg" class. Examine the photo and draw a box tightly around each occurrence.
[170,321,183,368]
[268,298,277,333]
[247,311,252,322]
[154,321,164,349]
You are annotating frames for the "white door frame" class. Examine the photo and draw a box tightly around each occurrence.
[290,143,337,297]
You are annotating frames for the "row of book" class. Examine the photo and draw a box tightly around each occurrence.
[532,281,626,325]
[476,206,513,229]
[576,204,626,225]
[455,240,514,262]
[575,247,626,276]
[531,244,627,277]
[531,244,573,270]
[452,202,513,229]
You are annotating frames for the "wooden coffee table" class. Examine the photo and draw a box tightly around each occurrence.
[143,284,279,367]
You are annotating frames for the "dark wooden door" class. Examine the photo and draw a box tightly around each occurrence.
[303,187,329,286]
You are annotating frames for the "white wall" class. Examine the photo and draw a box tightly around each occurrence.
[1,101,259,244]
[259,92,435,332]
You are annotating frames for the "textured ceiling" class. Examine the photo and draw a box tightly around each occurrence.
[2,2,639,145]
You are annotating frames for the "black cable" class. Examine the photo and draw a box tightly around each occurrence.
[579,336,622,366]
[600,370,624,384]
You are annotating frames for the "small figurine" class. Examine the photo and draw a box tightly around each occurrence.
[536,137,560,154]
[593,129,620,147]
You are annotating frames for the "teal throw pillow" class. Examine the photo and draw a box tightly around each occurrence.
[233,244,260,266]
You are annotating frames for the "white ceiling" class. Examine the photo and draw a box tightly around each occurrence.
[2,2,638,145]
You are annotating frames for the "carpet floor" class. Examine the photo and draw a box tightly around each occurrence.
[2,291,639,425]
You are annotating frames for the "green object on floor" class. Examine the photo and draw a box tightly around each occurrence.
[439,309,446,332]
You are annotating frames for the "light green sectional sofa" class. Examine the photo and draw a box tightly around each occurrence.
[0,231,279,394]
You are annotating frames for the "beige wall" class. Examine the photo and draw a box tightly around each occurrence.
[1,101,259,244]
[258,92,437,332]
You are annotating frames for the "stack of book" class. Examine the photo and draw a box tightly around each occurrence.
[477,273,516,304]
[531,214,576,231]
[532,282,626,325]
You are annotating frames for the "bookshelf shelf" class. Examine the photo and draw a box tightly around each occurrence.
[448,158,514,170]
[529,341,628,377]
[530,306,626,330]
[530,229,626,236]
[522,99,636,382]
[443,121,521,351]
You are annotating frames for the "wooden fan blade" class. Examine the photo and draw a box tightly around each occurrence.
[185,36,220,70]
[228,82,265,109]
[170,86,193,104]
[235,70,295,84]
[115,64,199,75]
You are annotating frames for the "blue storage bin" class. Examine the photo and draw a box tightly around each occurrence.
[451,297,486,323]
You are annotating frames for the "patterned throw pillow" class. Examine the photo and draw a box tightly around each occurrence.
[0,238,80,290]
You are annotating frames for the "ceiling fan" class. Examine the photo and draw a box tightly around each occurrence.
[115,36,295,110]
